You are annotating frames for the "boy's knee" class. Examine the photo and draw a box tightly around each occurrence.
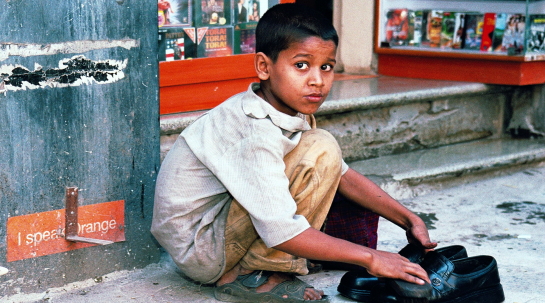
[300,128,342,161]
[302,128,340,149]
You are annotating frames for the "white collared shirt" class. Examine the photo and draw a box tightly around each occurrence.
[151,83,348,283]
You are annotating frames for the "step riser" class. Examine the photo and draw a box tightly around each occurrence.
[368,161,545,201]
[318,92,507,162]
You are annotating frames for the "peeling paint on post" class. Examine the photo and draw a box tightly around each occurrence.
[0,0,160,296]
[1,56,128,92]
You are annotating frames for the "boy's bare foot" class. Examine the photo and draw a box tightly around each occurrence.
[216,263,325,300]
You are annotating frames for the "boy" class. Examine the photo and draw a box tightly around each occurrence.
[151,3,437,302]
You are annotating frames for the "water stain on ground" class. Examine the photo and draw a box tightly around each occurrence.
[497,201,545,225]
[474,233,516,241]
[415,212,438,230]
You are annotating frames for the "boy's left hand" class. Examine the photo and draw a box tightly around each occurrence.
[406,223,437,250]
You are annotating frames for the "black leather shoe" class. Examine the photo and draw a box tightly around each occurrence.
[337,244,467,302]
[387,251,505,303]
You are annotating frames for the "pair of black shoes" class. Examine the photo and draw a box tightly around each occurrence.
[337,244,505,303]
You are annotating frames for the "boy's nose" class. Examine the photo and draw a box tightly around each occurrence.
[308,68,324,87]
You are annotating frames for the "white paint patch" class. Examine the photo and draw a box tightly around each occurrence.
[0,39,139,62]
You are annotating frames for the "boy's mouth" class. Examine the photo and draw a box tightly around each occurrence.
[305,93,323,103]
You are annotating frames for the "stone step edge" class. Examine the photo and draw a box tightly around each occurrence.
[349,138,545,199]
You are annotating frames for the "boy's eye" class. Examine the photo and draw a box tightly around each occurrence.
[295,62,309,69]
[321,64,333,72]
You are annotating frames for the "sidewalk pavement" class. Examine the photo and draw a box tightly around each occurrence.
[4,163,545,303]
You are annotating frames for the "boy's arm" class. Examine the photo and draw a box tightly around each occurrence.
[275,168,438,284]
[337,168,437,249]
[274,227,430,284]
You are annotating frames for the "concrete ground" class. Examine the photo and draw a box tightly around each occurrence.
[4,163,545,303]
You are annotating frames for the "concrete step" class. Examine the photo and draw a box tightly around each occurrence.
[349,137,545,200]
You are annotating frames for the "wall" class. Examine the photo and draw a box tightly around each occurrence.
[508,85,545,137]
[334,0,376,74]
[0,0,160,296]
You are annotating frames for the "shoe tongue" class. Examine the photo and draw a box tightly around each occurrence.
[421,251,455,278]
[398,243,425,263]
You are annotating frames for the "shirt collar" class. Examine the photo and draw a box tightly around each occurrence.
[242,83,311,133]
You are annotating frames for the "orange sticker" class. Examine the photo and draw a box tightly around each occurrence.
[7,200,125,262]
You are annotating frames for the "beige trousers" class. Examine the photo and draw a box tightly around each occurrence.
[223,125,343,276]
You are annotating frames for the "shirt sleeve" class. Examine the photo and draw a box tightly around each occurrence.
[341,159,349,175]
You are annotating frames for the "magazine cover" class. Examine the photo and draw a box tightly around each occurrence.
[492,13,509,52]
[158,27,197,61]
[480,13,497,51]
[407,10,415,45]
[440,11,456,48]
[234,0,250,23]
[195,0,232,27]
[427,10,443,47]
[234,22,257,54]
[527,14,545,53]
[196,26,234,58]
[408,10,425,46]
[385,8,409,46]
[158,0,192,27]
[248,0,269,22]
[462,13,484,50]
[417,10,430,47]
[501,14,525,53]
[452,13,466,49]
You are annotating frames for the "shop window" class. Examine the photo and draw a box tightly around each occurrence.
[158,0,297,114]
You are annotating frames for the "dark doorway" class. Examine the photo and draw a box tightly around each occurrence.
[296,0,333,23]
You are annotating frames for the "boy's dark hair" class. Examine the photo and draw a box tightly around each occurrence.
[256,3,338,62]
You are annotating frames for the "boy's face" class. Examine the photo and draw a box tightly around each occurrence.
[258,36,337,116]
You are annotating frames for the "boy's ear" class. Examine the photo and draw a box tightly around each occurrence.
[254,52,271,81]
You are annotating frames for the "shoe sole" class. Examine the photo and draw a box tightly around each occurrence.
[395,283,505,303]
[337,284,372,302]
[338,285,429,303]
[398,299,429,303]
[438,284,505,303]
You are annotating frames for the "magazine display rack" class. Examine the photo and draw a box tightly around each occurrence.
[375,0,545,85]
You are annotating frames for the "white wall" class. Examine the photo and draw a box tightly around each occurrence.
[333,0,376,74]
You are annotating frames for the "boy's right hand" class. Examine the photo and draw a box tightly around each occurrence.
[364,250,430,285]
